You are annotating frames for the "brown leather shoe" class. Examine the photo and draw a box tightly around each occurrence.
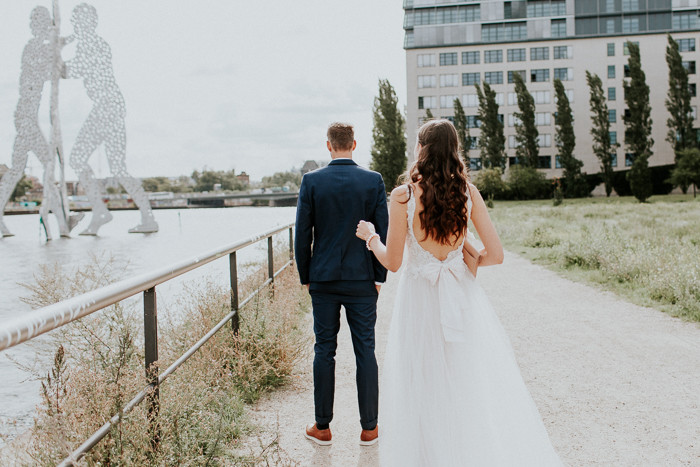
[305,423,332,446]
[359,425,378,446]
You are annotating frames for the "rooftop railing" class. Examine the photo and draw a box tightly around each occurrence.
[0,222,296,466]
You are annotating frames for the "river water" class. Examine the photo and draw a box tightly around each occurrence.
[0,207,296,443]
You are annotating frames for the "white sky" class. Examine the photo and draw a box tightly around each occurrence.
[0,1,407,181]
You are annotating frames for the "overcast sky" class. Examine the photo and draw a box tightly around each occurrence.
[0,1,407,181]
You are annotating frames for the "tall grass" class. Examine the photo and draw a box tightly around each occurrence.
[16,246,310,465]
[486,195,700,321]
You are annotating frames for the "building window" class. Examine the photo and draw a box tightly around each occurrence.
[535,112,551,126]
[624,64,631,78]
[463,51,480,64]
[622,18,640,34]
[509,156,521,166]
[611,153,618,167]
[440,74,459,87]
[495,92,505,105]
[555,156,562,168]
[468,136,479,148]
[508,48,527,62]
[508,114,521,127]
[610,131,617,145]
[462,94,479,107]
[527,0,566,17]
[508,135,519,148]
[679,38,696,52]
[625,153,635,166]
[673,12,699,30]
[469,158,482,171]
[440,52,458,66]
[412,5,480,26]
[553,45,573,59]
[418,96,438,110]
[566,89,574,103]
[463,72,480,86]
[553,68,573,81]
[609,109,617,123]
[606,18,617,34]
[690,83,697,97]
[608,65,616,79]
[508,70,526,84]
[440,95,459,108]
[484,71,503,84]
[418,54,436,67]
[484,50,503,63]
[531,69,550,82]
[622,0,640,12]
[551,19,567,38]
[418,75,436,89]
[538,156,552,168]
[466,115,481,128]
[482,22,527,42]
[623,41,639,55]
[531,47,549,61]
[683,61,697,74]
[538,134,552,147]
[405,31,414,49]
[607,43,615,56]
[533,90,551,104]
[608,87,616,100]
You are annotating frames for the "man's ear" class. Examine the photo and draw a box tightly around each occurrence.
[327,141,333,152]
[352,140,357,151]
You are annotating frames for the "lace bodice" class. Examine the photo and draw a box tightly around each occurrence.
[404,186,473,271]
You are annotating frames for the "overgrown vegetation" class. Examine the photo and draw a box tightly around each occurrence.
[18,250,310,465]
[486,196,700,322]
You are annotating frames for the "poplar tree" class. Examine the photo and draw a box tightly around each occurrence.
[453,97,471,162]
[370,79,407,190]
[554,78,586,197]
[476,82,505,169]
[665,35,695,169]
[623,41,654,202]
[513,73,539,168]
[586,71,616,197]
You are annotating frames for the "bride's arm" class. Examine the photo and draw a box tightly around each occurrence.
[356,185,409,273]
[468,184,504,266]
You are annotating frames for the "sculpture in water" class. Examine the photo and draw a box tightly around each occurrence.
[0,2,158,238]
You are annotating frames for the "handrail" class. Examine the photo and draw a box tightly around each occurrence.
[0,221,296,466]
[0,222,294,351]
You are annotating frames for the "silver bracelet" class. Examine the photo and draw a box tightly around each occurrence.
[366,233,379,250]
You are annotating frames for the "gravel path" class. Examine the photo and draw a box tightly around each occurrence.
[237,251,700,466]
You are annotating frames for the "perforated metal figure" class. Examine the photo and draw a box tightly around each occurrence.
[0,7,77,239]
[64,3,158,235]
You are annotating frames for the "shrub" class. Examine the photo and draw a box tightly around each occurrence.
[505,165,550,200]
[472,167,507,200]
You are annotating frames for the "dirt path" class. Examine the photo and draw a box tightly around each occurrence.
[237,251,700,466]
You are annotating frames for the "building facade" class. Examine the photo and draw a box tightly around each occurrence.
[404,0,700,177]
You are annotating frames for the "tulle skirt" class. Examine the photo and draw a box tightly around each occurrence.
[379,268,562,466]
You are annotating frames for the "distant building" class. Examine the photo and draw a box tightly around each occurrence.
[236,171,250,186]
[301,160,320,174]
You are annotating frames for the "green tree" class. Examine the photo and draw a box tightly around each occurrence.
[669,147,700,197]
[10,175,33,201]
[192,169,244,192]
[453,97,471,163]
[506,165,549,200]
[476,82,505,169]
[370,79,406,190]
[586,71,617,197]
[513,73,539,168]
[261,170,302,189]
[554,78,587,197]
[425,108,435,120]
[623,41,654,202]
[472,167,507,201]
[665,34,695,194]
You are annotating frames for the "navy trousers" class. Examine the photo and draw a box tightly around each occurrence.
[309,280,379,431]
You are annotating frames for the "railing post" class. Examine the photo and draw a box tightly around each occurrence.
[143,287,160,452]
[268,236,274,281]
[289,227,294,261]
[229,251,239,333]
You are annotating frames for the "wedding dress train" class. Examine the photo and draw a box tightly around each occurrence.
[379,192,562,466]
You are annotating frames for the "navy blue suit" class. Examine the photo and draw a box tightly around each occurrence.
[295,158,388,430]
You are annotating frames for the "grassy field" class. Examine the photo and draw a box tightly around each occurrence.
[484,194,700,322]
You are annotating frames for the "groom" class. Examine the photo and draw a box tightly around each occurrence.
[295,122,388,446]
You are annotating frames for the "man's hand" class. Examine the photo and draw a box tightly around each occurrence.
[304,284,310,292]
[376,284,381,294]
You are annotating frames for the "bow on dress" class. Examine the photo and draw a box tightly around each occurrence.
[416,252,472,343]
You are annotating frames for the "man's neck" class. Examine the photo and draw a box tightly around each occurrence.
[331,153,353,160]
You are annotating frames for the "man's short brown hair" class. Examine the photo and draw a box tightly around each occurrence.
[327,122,354,151]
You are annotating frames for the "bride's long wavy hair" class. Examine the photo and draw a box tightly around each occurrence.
[404,119,470,245]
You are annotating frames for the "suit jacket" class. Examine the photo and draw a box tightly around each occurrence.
[295,159,389,285]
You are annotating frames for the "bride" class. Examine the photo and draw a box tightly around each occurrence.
[356,119,562,466]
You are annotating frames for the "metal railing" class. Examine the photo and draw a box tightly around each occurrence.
[0,222,295,466]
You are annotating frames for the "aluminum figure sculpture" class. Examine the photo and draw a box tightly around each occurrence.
[0,6,81,239]
[64,3,157,235]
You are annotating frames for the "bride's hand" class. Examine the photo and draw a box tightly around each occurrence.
[356,220,376,240]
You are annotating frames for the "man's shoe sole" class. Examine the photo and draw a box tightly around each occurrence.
[304,431,332,446]
[359,437,378,446]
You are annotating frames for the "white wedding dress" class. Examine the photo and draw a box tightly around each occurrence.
[379,192,562,466]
